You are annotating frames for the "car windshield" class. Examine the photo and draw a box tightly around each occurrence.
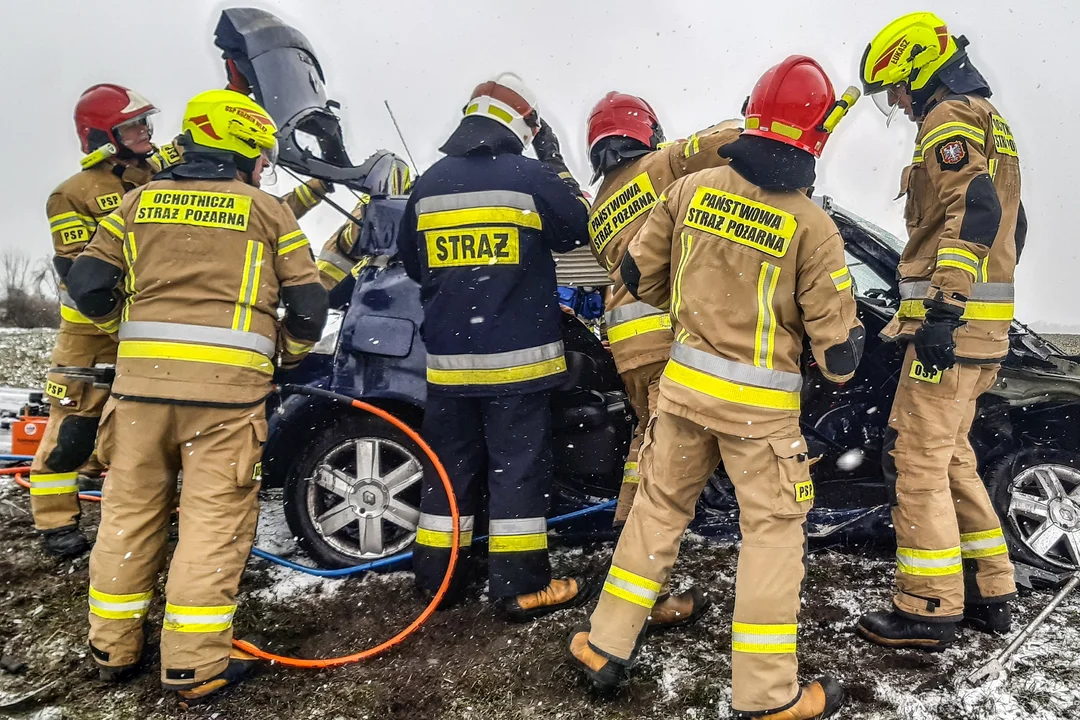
[844,250,894,299]
[829,201,908,256]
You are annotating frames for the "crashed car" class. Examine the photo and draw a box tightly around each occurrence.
[219,6,1080,586]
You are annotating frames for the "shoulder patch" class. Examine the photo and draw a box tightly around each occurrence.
[936,138,969,171]
[96,193,122,213]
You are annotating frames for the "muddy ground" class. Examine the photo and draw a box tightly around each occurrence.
[0,481,1077,720]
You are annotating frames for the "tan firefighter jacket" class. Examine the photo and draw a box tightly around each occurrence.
[317,194,371,290]
[149,139,329,220]
[626,165,863,437]
[590,125,741,373]
[46,159,153,335]
[884,88,1022,363]
[71,178,327,406]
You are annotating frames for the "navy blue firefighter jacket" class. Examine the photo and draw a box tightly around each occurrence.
[398,121,589,397]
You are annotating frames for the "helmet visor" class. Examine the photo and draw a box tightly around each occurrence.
[114,110,157,139]
[259,144,279,186]
[872,85,903,127]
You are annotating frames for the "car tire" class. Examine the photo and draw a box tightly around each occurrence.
[283,413,429,569]
[986,449,1080,575]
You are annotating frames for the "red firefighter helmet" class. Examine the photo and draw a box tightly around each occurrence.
[586,92,664,151]
[74,84,158,154]
[743,56,840,157]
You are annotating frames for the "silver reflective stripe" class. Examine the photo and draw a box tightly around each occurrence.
[896,550,961,568]
[488,517,547,535]
[604,573,659,603]
[59,289,79,309]
[318,249,354,273]
[427,341,564,371]
[756,263,781,369]
[937,251,980,271]
[961,537,1006,551]
[163,611,234,626]
[605,301,665,327]
[31,478,78,489]
[416,190,537,214]
[731,630,798,646]
[671,341,802,392]
[899,280,1014,301]
[89,596,149,613]
[418,512,476,532]
[119,321,276,358]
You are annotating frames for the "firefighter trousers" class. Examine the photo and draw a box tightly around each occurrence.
[614,360,665,525]
[30,331,115,531]
[413,391,553,600]
[885,345,1016,620]
[589,408,813,713]
[87,398,266,686]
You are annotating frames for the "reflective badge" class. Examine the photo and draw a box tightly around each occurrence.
[794,480,815,503]
[158,142,183,168]
[425,227,520,267]
[909,359,943,384]
[96,193,122,212]
[135,190,252,231]
[991,115,1018,157]
[937,139,968,171]
[251,461,262,483]
[60,226,88,245]
[588,173,658,256]
[45,379,67,399]
[683,186,797,257]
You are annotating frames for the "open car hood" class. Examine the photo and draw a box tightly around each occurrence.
[214,7,403,193]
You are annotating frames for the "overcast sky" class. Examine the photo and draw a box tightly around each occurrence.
[5,1,1075,325]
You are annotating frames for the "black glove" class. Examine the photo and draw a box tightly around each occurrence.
[913,301,964,372]
[532,117,563,164]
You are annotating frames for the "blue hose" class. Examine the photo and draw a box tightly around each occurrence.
[0,455,34,462]
[250,499,617,578]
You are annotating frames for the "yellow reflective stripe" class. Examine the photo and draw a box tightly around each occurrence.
[608,565,661,593]
[830,267,852,291]
[121,232,138,321]
[754,263,781,370]
[88,587,153,620]
[96,317,121,334]
[937,259,979,279]
[487,105,513,125]
[232,240,264,332]
[162,602,236,633]
[317,259,348,282]
[49,213,95,232]
[283,337,313,355]
[60,304,94,324]
[118,340,273,374]
[278,230,309,256]
[416,207,542,232]
[623,461,640,483]
[295,183,317,208]
[607,314,672,344]
[426,356,566,386]
[960,528,1009,558]
[415,527,473,548]
[28,471,79,496]
[898,299,1014,322]
[989,158,999,180]
[912,148,924,164]
[602,565,661,607]
[683,134,700,158]
[671,232,693,320]
[921,121,986,149]
[664,360,800,411]
[99,212,125,239]
[938,246,979,263]
[896,546,962,576]
[979,257,990,283]
[731,622,798,654]
[488,533,548,553]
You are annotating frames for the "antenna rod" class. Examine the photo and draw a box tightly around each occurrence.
[384,100,419,170]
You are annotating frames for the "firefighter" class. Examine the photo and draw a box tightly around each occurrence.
[398,73,594,620]
[568,57,863,719]
[855,13,1022,649]
[32,84,158,557]
[586,93,742,628]
[65,89,327,703]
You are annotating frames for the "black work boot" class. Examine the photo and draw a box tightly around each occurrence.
[647,586,710,630]
[40,526,90,558]
[170,649,260,708]
[965,602,1012,635]
[500,575,598,623]
[736,677,845,719]
[856,610,957,651]
[566,623,627,693]
[99,662,141,683]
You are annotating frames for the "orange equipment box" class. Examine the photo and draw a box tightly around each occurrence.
[12,416,48,456]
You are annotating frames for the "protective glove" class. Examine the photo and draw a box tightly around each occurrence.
[532,117,564,164]
[913,301,964,372]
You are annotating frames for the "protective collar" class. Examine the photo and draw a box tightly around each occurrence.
[913,49,991,117]
[439,116,524,157]
[719,135,815,191]
[589,136,652,183]
[155,150,240,181]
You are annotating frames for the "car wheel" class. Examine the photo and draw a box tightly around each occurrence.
[283,414,427,568]
[987,449,1080,574]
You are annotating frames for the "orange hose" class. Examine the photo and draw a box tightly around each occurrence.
[3,396,460,670]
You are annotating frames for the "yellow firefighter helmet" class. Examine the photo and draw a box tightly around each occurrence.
[860,12,960,95]
[180,89,278,163]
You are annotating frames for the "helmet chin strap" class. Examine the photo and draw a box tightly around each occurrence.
[885,102,901,128]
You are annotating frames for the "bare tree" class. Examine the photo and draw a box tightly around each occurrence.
[0,251,59,328]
